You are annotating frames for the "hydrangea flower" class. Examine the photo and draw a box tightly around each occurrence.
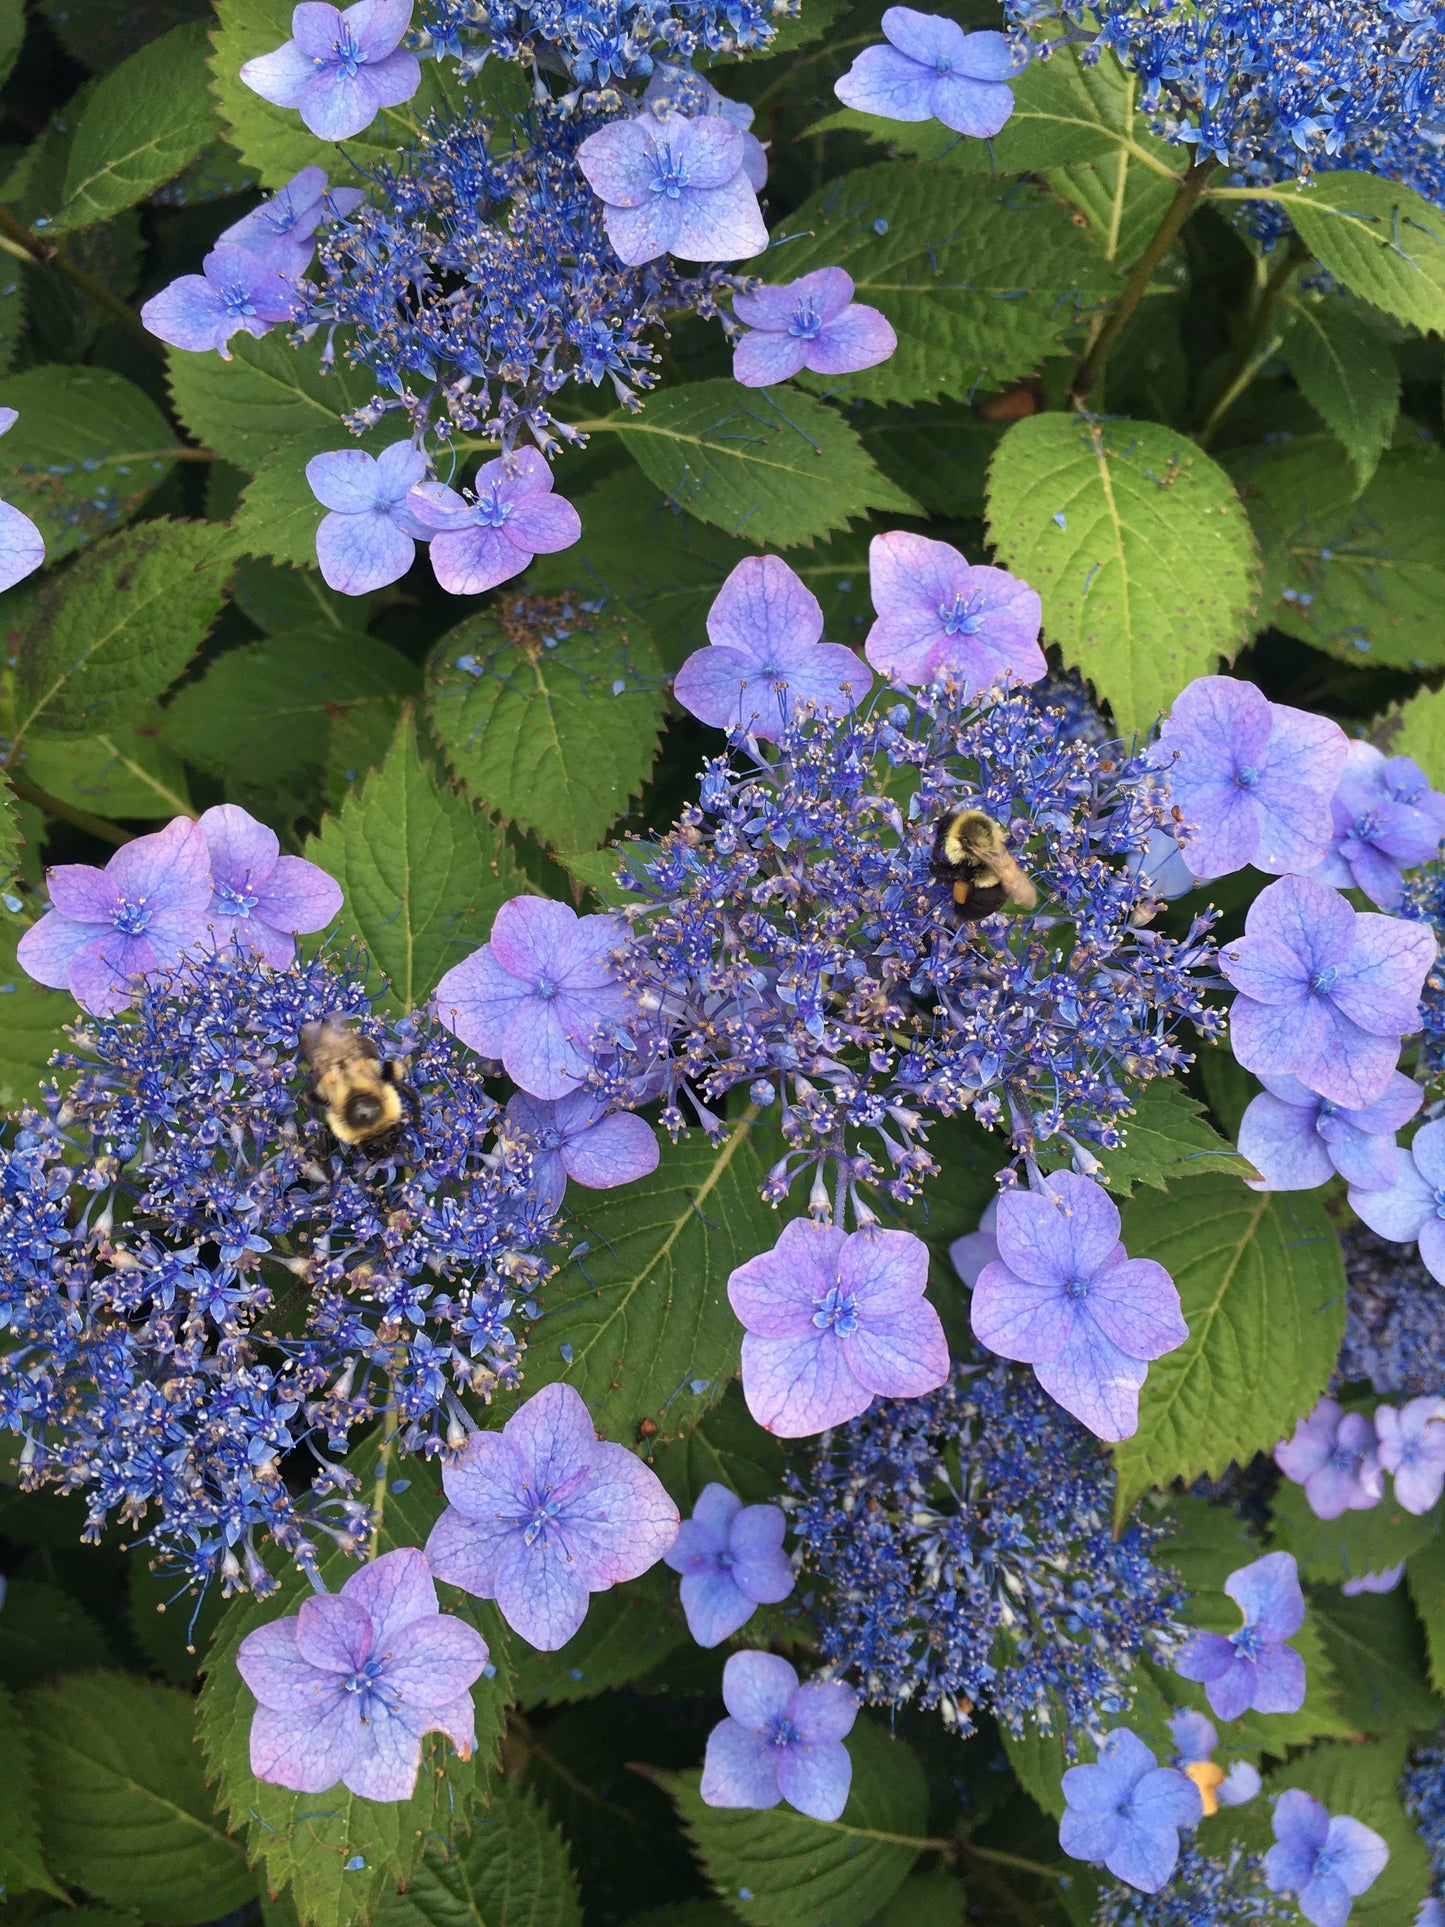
[240,0,421,142]
[306,442,433,593]
[1220,874,1435,1110]
[862,531,1046,692]
[1059,1728,1201,1894]
[504,1090,659,1214]
[0,408,44,592]
[672,556,872,739]
[1166,1711,1260,1816]
[726,1221,949,1437]
[236,1548,488,1800]
[699,1650,857,1822]
[575,111,768,266]
[1312,741,1445,911]
[198,805,342,966]
[1339,1227,1445,1401]
[1275,1398,1384,1520]
[424,1381,678,1650]
[643,64,768,187]
[949,1196,998,1286]
[217,165,365,275]
[1264,1789,1389,1927]
[836,9,1021,139]
[17,817,214,1017]
[970,1171,1188,1442]
[1149,678,1346,882]
[1237,1071,1421,1194]
[140,243,302,359]
[408,450,581,596]
[1174,1552,1307,1720]
[1347,1119,1445,1286]
[434,896,627,1100]
[1375,1397,1445,1515]
[663,1482,793,1647]
[1341,1563,1406,1597]
[731,269,896,388]
[1402,1737,1445,1922]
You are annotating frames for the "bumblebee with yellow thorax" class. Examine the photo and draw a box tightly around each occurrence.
[301,1017,421,1152]
[931,809,1039,921]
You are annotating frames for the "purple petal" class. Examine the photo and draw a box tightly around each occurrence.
[557,1439,679,1585]
[340,1545,439,1647]
[1226,1551,1305,1640]
[236,1616,339,1712]
[709,555,822,658]
[880,6,969,65]
[316,505,416,592]
[789,1680,857,1745]
[429,522,529,596]
[1332,911,1436,1036]
[1301,1007,1405,1109]
[295,1593,372,1673]
[1220,931,1312,1006]
[775,1740,852,1822]
[502,1001,593,1099]
[504,491,582,557]
[199,803,279,895]
[350,0,413,60]
[424,1503,516,1602]
[1104,1820,1180,1895]
[506,1380,597,1495]
[836,1225,929,1310]
[949,1228,999,1287]
[843,1296,950,1397]
[434,944,532,1056]
[140,276,237,355]
[250,1699,359,1794]
[382,1615,490,1707]
[669,175,768,264]
[239,38,318,109]
[680,1568,754,1647]
[700,1717,781,1809]
[1060,1808,1125,1864]
[339,1707,425,1802]
[804,305,897,376]
[670,115,747,190]
[1249,1643,1306,1714]
[971,1260,1081,1364]
[39,861,116,923]
[1275,1399,1342,1483]
[732,330,810,388]
[1174,1630,1235,1686]
[740,1329,873,1436]
[835,43,937,122]
[1033,1326,1148,1441]
[1410,1117,1445,1188]
[1273,1787,1332,1862]
[1132,1767,1203,1831]
[297,65,385,141]
[407,480,475,532]
[1228,991,1331,1082]
[576,120,655,208]
[994,1171,1121,1288]
[691,1482,744,1545]
[604,197,681,267]
[560,1109,659,1189]
[66,936,147,1016]
[307,449,382,514]
[1324,1815,1390,1897]
[0,500,44,590]
[729,1507,794,1605]
[728,1218,846,1339]
[1250,703,1347,874]
[1238,1092,1335,1191]
[929,72,1017,138]
[723,1650,798,1728]
[1084,1257,1187,1362]
[493,1533,591,1650]
[438,1426,529,1522]
[251,854,343,937]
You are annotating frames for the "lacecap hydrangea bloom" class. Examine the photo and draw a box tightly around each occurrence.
[1375,1397,1445,1514]
[1264,1789,1389,1927]
[1174,1552,1307,1720]
[1348,1118,1445,1285]
[239,0,421,142]
[1275,1398,1384,1521]
[1312,741,1445,911]
[863,531,1046,693]
[836,9,1023,139]
[1237,1071,1421,1194]
[1059,1727,1202,1894]
[700,1651,858,1823]
[730,269,897,388]
[664,1482,793,1647]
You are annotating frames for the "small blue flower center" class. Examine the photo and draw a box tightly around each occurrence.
[1327,1438,1359,1471]
[343,1656,396,1718]
[214,881,259,918]
[649,143,688,198]
[1234,765,1260,789]
[538,1126,563,1151]
[475,485,512,529]
[1353,809,1384,842]
[534,974,557,1000]
[1231,1622,1264,1661]
[1310,966,1338,995]
[1064,1276,1091,1300]
[812,1286,860,1336]
[332,24,363,75]
[789,299,823,341]
[940,591,984,636]
[219,279,258,319]
[716,1547,736,1571]
[112,897,154,937]
[768,1715,800,1748]
[522,1493,564,1547]
[934,55,953,73]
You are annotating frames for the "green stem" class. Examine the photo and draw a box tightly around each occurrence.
[1193,235,1310,444]
[1069,155,1219,405]
[958,1842,1068,1882]
[0,199,161,355]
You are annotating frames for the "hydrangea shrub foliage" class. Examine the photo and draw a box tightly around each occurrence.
[3,1,1445,1924]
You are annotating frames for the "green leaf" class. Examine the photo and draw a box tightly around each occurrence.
[21,729,192,819]
[1269,170,1445,335]
[1278,296,1400,491]
[986,413,1260,735]
[166,335,384,472]
[230,559,368,636]
[200,1465,511,1927]
[160,629,418,787]
[426,601,665,853]
[0,366,178,563]
[1262,1736,1432,1925]
[1409,1527,1445,1695]
[1049,113,1183,269]
[372,1783,582,1927]
[1389,682,1445,786]
[510,1564,685,1710]
[1037,1078,1255,1198]
[0,1680,64,1899]
[0,0,23,89]
[661,1717,928,1927]
[0,779,16,889]
[596,381,916,549]
[744,166,1113,407]
[39,0,211,70]
[1271,1476,1443,1587]
[0,919,73,1113]
[25,1673,255,1924]
[868,1872,966,1927]
[1231,437,1445,669]
[1311,1586,1444,1737]
[858,401,999,520]
[652,1381,787,1513]
[51,22,213,230]
[233,430,399,569]
[1112,1179,1345,1516]
[0,250,25,379]
[13,522,234,746]
[523,1120,780,1445]
[306,710,524,1009]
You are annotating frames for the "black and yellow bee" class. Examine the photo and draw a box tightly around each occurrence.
[931,809,1039,921]
[301,1017,420,1152]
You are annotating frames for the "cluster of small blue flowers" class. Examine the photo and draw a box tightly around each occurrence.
[0,946,556,1593]
[1092,1847,1295,1924]
[312,94,735,452]
[1404,861,1445,1081]
[417,0,793,80]
[606,676,1221,1214]
[784,1359,1183,1740]
[1337,1226,1445,1399]
[1403,1730,1445,1902]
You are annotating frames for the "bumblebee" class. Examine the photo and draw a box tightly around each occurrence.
[301,1017,420,1152]
[931,809,1039,921]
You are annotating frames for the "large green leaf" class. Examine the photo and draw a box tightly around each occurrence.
[525,1121,779,1445]
[1271,1476,1443,1588]
[744,167,1113,407]
[25,1673,255,1924]
[166,335,384,472]
[593,381,916,549]
[1259,1736,1433,1926]
[0,918,73,1113]
[1390,681,1445,787]
[51,21,212,230]
[372,1783,582,1927]
[1311,1586,1444,1738]
[0,1578,112,1689]
[306,710,523,1009]
[22,729,193,820]
[662,1718,928,1927]
[1036,1077,1254,1198]
[509,1564,685,1710]
[0,366,178,563]
[986,413,1259,734]
[12,521,235,746]
[1261,170,1445,335]
[652,1381,787,1513]
[0,1681,63,1899]
[1112,1179,1345,1516]
[1278,296,1400,492]
[200,1467,513,1927]
[427,601,665,852]
[1409,1527,1445,1696]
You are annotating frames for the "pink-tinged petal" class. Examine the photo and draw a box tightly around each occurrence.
[1326,1122,1398,1192]
[1332,912,1436,1036]
[732,330,809,387]
[349,0,414,60]
[295,1593,373,1673]
[505,1380,596,1494]
[929,72,1017,138]
[775,1741,852,1822]
[804,305,897,376]
[428,522,527,596]
[489,895,577,976]
[865,608,949,684]
[340,1710,425,1803]
[722,1650,797,1727]
[339,1545,438,1648]
[576,120,655,208]
[1219,932,1311,1006]
[994,1173,1120,1287]
[424,1504,514,1601]
[700,1718,781,1808]
[671,116,746,191]
[1238,1092,1335,1191]
[501,1001,592,1099]
[0,406,16,435]
[316,507,416,593]
[1033,1328,1147,1441]
[670,177,769,264]
[1085,1258,1187,1362]
[1300,1006,1402,1109]
[438,1426,529,1521]
[709,554,823,658]
[492,1533,591,1650]
[199,804,279,894]
[728,1218,847,1338]
[561,1110,659,1189]
[843,1296,950,1397]
[1245,872,1354,967]
[251,854,343,936]
[1228,991,1330,1081]
[239,38,319,108]
[249,1698,359,1793]
[740,1329,873,1436]
[67,937,147,1017]
[1174,784,1263,879]
[504,492,582,557]
[681,1569,754,1647]
[0,500,44,590]
[790,1681,857,1745]
[434,944,531,1056]
[970,1261,1079,1364]
[603,197,679,267]
[41,863,118,923]
[557,1441,679,1586]
[949,1228,999,1287]
[382,1615,489,1707]
[868,528,959,618]
[835,43,937,122]
[106,817,211,909]
[236,1616,340,1712]
[306,448,382,513]
[1226,1551,1305,1640]
[836,1224,929,1311]
[406,479,475,531]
